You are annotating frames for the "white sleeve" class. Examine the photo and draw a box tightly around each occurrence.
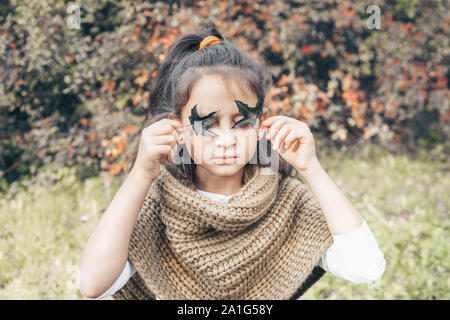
[317,219,386,284]
[91,259,137,300]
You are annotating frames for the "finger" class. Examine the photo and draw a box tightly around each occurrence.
[152,144,173,156]
[261,116,280,127]
[165,145,177,163]
[267,118,289,140]
[162,118,184,129]
[273,125,293,150]
[150,135,178,148]
[150,124,182,138]
[262,115,283,127]
[284,130,301,149]
[145,119,184,134]
[291,139,301,153]
[168,144,177,162]
[153,144,175,163]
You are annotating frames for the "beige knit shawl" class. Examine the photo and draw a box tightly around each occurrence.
[112,163,333,300]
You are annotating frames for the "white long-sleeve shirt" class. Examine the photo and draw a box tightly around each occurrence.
[92,188,385,299]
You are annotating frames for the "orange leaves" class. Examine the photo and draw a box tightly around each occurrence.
[15,135,24,146]
[104,80,116,93]
[374,103,384,113]
[270,39,281,53]
[132,88,149,107]
[142,9,152,16]
[104,136,127,159]
[228,28,240,36]
[100,125,137,177]
[400,23,413,34]
[133,70,151,104]
[110,161,126,175]
[146,38,158,52]
[218,1,227,12]
[277,74,290,86]
[159,29,180,50]
[101,139,109,148]
[301,45,312,56]
[432,76,447,90]
[341,91,359,108]
[121,125,139,137]
[103,160,128,177]
[230,4,243,17]
[80,118,88,126]
[298,106,312,120]
[339,1,355,18]
[88,131,97,142]
[134,72,149,87]
[132,94,141,106]
[340,73,367,128]
[342,73,353,91]
[316,98,327,116]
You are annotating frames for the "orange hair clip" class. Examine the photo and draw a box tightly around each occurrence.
[199,36,220,50]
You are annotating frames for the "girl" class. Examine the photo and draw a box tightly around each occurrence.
[79,25,385,300]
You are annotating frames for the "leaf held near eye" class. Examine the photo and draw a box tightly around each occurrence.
[188,104,218,136]
[232,99,264,129]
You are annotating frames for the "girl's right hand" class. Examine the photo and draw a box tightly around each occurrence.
[132,118,185,181]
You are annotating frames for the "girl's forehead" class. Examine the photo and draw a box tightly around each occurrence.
[194,103,242,117]
[193,75,256,105]
[181,74,258,119]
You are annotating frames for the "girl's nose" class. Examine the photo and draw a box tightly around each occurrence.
[215,129,237,147]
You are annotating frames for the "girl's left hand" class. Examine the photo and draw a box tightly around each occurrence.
[263,116,319,174]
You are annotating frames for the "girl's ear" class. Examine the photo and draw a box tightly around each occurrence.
[261,108,269,122]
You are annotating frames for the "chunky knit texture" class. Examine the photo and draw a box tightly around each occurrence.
[112,163,333,300]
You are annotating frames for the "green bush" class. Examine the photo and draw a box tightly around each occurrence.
[1,0,448,187]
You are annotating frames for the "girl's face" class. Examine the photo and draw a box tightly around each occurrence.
[180,74,267,177]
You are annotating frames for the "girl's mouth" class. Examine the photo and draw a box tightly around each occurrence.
[214,155,238,159]
[213,155,238,164]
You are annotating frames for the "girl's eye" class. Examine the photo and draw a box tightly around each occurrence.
[207,120,252,130]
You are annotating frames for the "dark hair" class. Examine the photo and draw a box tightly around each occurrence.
[133,24,296,180]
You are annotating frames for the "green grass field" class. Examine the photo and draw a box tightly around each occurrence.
[0,143,448,299]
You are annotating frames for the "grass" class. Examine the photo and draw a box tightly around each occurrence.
[0,143,448,299]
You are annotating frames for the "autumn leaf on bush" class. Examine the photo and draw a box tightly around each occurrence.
[301,45,312,56]
[121,125,139,137]
[270,39,281,53]
[134,73,149,87]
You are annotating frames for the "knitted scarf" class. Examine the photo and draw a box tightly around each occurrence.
[112,163,333,300]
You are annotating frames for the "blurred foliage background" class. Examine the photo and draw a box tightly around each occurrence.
[0,0,448,299]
